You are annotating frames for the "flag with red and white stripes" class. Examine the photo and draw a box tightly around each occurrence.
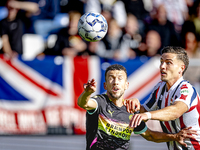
[0,54,160,134]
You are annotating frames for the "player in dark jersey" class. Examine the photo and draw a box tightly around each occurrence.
[78,64,196,150]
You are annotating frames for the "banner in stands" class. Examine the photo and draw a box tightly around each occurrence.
[0,55,160,135]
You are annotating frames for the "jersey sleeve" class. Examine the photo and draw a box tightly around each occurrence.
[133,121,147,134]
[87,94,106,115]
[87,98,98,115]
[174,82,195,110]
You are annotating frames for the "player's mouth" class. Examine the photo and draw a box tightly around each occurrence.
[112,87,120,93]
[161,71,167,76]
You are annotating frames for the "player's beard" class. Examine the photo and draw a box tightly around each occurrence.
[108,90,124,100]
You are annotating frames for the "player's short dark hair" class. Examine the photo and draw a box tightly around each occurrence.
[161,46,189,75]
[105,64,127,80]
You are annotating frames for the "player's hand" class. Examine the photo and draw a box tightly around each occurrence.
[175,127,197,147]
[129,113,148,128]
[123,98,140,113]
[84,79,97,94]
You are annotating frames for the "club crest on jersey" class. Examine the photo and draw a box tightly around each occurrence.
[129,114,134,120]
[92,95,99,98]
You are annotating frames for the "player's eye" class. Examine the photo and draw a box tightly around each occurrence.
[118,76,123,80]
[166,62,172,65]
[108,76,114,81]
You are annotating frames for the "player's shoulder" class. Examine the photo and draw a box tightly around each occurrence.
[91,94,108,101]
[178,80,194,94]
[153,80,165,91]
[179,80,193,90]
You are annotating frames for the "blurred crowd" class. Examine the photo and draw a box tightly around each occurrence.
[1,0,200,61]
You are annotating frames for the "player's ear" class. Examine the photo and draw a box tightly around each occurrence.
[125,81,129,90]
[104,82,107,90]
[179,64,185,75]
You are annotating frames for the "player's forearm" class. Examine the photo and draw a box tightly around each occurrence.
[9,1,39,13]
[151,109,179,121]
[2,35,13,55]
[150,105,184,121]
[77,91,92,109]
[141,129,176,143]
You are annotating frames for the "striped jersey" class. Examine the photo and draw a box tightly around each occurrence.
[143,77,200,150]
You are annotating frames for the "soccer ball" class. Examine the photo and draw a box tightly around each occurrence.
[78,12,108,42]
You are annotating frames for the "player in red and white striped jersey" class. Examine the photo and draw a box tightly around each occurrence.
[126,46,200,150]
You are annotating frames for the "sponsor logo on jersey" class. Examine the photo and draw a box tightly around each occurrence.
[108,110,114,117]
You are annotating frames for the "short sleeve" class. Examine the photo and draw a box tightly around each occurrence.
[87,94,106,115]
[175,83,194,110]
[87,98,98,115]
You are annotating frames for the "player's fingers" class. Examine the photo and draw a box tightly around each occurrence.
[90,79,94,84]
[129,114,136,127]
[131,99,140,113]
[124,100,130,113]
[129,100,135,113]
[132,99,140,112]
[127,104,130,113]
[185,135,196,139]
[134,115,142,128]
[186,130,198,135]
[179,141,187,147]
[128,100,136,113]
[182,127,197,136]
[130,114,139,128]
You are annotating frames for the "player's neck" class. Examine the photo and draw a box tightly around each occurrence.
[166,76,182,91]
[111,98,124,107]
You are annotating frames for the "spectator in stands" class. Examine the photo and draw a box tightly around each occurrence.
[183,31,200,96]
[184,32,200,58]
[145,4,181,53]
[0,0,39,58]
[152,0,189,33]
[41,11,87,57]
[114,13,142,61]
[23,0,62,41]
[94,18,123,59]
[138,30,161,57]
[122,0,151,37]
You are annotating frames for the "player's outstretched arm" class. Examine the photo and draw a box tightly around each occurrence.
[77,79,97,110]
[130,101,188,128]
[140,127,197,147]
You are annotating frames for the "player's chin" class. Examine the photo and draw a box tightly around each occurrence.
[161,77,167,82]
[112,92,123,99]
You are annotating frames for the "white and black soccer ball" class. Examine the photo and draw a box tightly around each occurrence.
[78,12,108,42]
